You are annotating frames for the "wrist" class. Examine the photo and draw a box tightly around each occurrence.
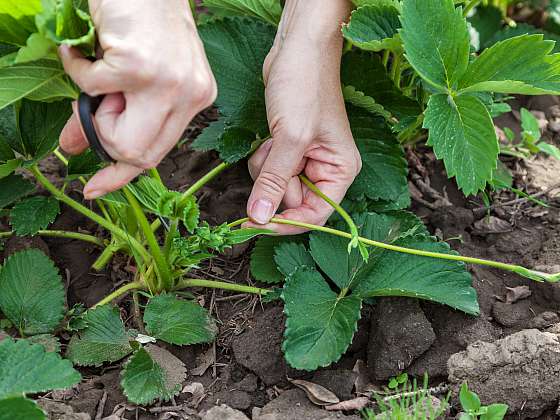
[279,0,350,47]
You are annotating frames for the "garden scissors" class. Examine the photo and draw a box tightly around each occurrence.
[77,92,116,163]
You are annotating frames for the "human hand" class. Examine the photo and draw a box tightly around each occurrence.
[244,0,360,234]
[59,0,216,199]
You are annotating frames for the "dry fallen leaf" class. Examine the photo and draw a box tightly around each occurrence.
[288,378,339,406]
[191,346,215,376]
[325,396,370,411]
[505,285,532,304]
[352,360,369,395]
[472,216,512,234]
[182,382,205,408]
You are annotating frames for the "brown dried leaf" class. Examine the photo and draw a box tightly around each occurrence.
[191,346,215,376]
[352,360,370,395]
[472,216,512,234]
[182,382,205,408]
[288,378,339,406]
[325,396,370,411]
[505,285,532,304]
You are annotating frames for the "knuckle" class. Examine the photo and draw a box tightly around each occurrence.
[118,147,144,163]
[257,170,289,196]
[125,51,157,83]
[190,73,217,108]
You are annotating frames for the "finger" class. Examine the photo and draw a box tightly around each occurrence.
[58,45,123,96]
[248,139,273,180]
[103,95,169,168]
[83,162,144,199]
[247,137,306,225]
[60,108,88,155]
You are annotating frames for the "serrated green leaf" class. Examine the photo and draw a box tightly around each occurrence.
[521,108,541,141]
[309,212,427,290]
[199,17,274,135]
[346,106,409,204]
[16,98,72,160]
[0,396,45,420]
[121,345,185,405]
[67,305,133,366]
[282,267,362,370]
[0,249,65,335]
[351,0,401,9]
[0,158,21,179]
[10,196,60,235]
[537,142,560,160]
[274,242,315,278]
[144,294,217,345]
[66,148,102,179]
[459,35,560,95]
[400,0,470,91]
[0,337,81,399]
[181,196,199,233]
[342,85,392,120]
[485,24,560,54]
[217,126,255,163]
[27,334,60,353]
[36,0,95,52]
[250,235,306,284]
[190,118,226,152]
[0,104,18,154]
[424,93,498,195]
[0,174,35,209]
[342,5,401,52]
[342,52,420,120]
[0,59,76,109]
[352,236,479,314]
[202,0,282,25]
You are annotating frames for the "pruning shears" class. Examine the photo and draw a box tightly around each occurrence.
[77,92,116,163]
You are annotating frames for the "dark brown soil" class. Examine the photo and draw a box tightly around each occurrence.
[2,97,560,419]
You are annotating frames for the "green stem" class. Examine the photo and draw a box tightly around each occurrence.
[180,161,230,203]
[148,168,163,184]
[53,148,113,222]
[228,217,559,283]
[299,175,362,254]
[30,165,151,263]
[463,0,482,16]
[123,187,172,291]
[175,278,269,295]
[390,54,402,87]
[92,243,121,271]
[164,218,179,256]
[382,50,390,68]
[0,230,104,246]
[92,282,144,308]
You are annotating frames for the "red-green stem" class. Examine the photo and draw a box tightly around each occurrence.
[30,165,151,263]
[0,230,104,246]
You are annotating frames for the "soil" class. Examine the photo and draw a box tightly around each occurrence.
[2,97,560,419]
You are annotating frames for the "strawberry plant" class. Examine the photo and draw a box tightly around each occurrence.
[0,0,560,415]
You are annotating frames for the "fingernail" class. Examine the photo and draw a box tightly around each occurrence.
[251,199,274,224]
[84,189,103,200]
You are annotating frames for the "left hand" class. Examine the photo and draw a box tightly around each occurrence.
[244,14,361,234]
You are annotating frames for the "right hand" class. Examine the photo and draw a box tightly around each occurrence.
[59,0,216,199]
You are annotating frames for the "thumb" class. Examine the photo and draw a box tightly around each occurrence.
[247,137,306,224]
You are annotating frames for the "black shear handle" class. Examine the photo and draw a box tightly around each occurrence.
[77,92,116,163]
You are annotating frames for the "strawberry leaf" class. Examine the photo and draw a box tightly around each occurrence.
[0,250,65,335]
[10,196,60,236]
[282,267,362,370]
[144,294,217,346]
[400,0,470,91]
[0,174,35,209]
[250,235,306,284]
[202,0,282,26]
[67,305,133,366]
[121,345,186,405]
[0,396,45,420]
[460,35,560,95]
[424,93,498,195]
[342,4,401,52]
[0,337,81,399]
[0,0,42,47]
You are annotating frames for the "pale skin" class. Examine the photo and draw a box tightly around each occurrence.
[59,0,360,234]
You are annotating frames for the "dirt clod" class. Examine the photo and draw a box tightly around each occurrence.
[448,329,560,418]
[37,399,91,420]
[367,298,435,381]
[252,389,361,420]
[232,306,287,386]
[311,369,358,401]
[200,404,250,420]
